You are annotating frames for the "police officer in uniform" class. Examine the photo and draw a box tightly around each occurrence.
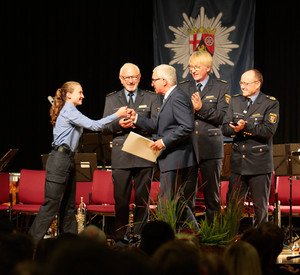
[102,63,160,246]
[222,69,279,227]
[179,50,230,224]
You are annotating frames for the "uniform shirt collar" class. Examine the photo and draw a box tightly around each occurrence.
[124,89,137,102]
[249,91,260,103]
[195,75,210,91]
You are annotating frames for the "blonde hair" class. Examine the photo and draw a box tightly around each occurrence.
[50,81,80,126]
[189,50,213,72]
[223,240,262,275]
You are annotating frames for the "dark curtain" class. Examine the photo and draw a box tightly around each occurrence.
[1,1,154,171]
[1,1,299,171]
[254,1,299,144]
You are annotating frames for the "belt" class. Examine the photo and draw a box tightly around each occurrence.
[54,146,75,157]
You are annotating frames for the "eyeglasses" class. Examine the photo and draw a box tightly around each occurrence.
[188,65,203,71]
[151,78,161,83]
[121,75,140,82]
[239,81,258,87]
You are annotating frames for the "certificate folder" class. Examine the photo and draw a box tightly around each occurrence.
[122,132,161,162]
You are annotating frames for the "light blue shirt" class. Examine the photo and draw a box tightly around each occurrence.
[52,102,117,152]
[249,91,260,103]
[124,89,137,103]
[196,75,210,91]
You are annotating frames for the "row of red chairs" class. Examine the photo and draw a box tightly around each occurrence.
[0,169,160,231]
[1,170,300,230]
[195,171,278,219]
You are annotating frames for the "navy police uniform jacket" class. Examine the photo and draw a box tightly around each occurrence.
[179,77,230,162]
[222,92,279,175]
[102,88,160,169]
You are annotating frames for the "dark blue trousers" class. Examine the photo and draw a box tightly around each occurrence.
[28,149,77,244]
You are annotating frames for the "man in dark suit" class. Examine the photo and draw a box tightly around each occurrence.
[179,50,230,224]
[222,69,279,226]
[129,64,199,230]
[102,63,160,246]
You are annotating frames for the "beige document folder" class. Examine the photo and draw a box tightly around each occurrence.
[122,131,161,162]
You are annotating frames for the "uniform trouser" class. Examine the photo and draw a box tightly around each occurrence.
[160,167,200,231]
[227,172,272,227]
[188,159,222,224]
[28,150,77,245]
[112,167,153,241]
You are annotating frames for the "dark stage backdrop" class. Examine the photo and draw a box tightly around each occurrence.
[1,1,299,172]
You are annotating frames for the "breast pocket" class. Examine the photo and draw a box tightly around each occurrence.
[203,96,217,105]
[137,106,150,117]
[233,112,245,123]
[208,128,222,137]
[249,114,264,125]
[251,144,269,154]
[112,138,124,148]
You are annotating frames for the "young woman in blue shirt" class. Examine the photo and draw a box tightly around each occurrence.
[28,81,129,244]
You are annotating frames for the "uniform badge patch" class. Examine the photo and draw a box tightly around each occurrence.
[269,113,277,123]
[225,94,231,104]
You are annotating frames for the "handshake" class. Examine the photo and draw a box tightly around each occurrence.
[115,106,165,151]
[115,107,137,128]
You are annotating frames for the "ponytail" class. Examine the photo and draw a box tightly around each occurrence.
[50,81,80,126]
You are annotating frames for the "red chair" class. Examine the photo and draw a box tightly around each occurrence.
[87,170,116,229]
[149,181,161,211]
[0,172,12,219]
[220,181,229,206]
[276,176,300,216]
[195,170,206,216]
[12,169,46,231]
[75,181,93,208]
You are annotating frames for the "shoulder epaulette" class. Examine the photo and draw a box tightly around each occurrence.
[218,79,228,84]
[106,91,118,97]
[233,93,242,97]
[266,95,277,101]
[145,90,156,94]
[179,80,190,84]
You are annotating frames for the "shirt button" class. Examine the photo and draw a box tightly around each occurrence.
[243,155,245,158]
[195,131,199,134]
[242,145,245,148]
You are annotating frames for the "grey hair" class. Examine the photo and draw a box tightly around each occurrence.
[119,63,140,75]
[153,64,177,86]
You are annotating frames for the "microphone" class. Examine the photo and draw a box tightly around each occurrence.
[48,96,54,105]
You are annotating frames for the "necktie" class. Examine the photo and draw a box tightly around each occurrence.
[128,93,134,108]
[247,98,252,110]
[197,83,202,93]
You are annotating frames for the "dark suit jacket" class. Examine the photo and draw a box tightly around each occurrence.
[135,86,195,172]
[102,88,160,169]
[222,92,280,175]
[179,77,230,162]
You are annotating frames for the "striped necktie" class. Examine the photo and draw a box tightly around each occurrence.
[197,83,202,94]
[128,93,134,108]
